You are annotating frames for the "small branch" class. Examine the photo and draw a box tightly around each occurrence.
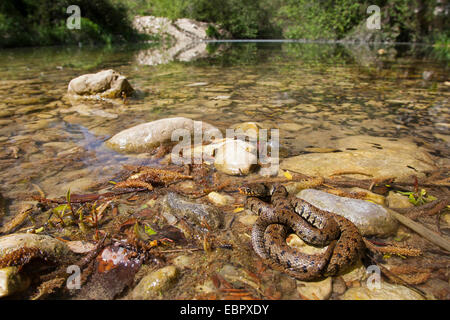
[387,208,450,252]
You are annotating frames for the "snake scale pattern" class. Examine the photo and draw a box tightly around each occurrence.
[240,184,365,281]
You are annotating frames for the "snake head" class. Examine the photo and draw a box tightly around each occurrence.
[238,183,272,197]
[238,186,255,195]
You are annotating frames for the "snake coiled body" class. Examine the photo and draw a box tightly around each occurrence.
[241,184,365,281]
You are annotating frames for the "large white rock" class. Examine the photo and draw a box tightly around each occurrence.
[67,69,134,99]
[297,189,398,237]
[106,117,220,153]
[214,139,258,175]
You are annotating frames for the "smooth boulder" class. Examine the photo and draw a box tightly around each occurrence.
[297,189,398,237]
[214,139,258,176]
[67,69,134,99]
[341,283,425,300]
[281,136,436,180]
[131,266,178,299]
[106,117,220,153]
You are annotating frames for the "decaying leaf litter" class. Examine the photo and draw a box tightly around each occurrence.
[0,158,448,300]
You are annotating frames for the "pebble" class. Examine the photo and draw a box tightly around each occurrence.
[341,282,425,300]
[186,82,208,87]
[67,69,133,98]
[162,192,223,230]
[386,191,414,208]
[195,280,216,294]
[286,234,328,255]
[58,177,95,194]
[238,214,259,226]
[279,122,309,131]
[297,277,332,300]
[295,104,318,113]
[131,266,179,299]
[332,277,347,295]
[340,260,367,283]
[207,192,234,206]
[231,122,261,139]
[106,117,220,153]
[172,255,193,270]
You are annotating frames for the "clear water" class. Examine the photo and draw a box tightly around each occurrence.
[0,42,448,216]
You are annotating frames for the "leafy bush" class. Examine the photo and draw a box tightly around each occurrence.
[273,0,362,40]
[0,0,140,47]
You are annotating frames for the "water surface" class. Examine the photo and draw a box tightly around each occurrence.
[0,42,448,215]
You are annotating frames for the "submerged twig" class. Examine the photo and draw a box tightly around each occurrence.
[387,208,450,252]
[393,199,449,220]
[0,206,33,234]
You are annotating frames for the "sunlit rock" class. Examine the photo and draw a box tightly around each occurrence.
[0,266,30,298]
[131,266,179,299]
[0,233,70,259]
[281,135,436,181]
[162,192,223,230]
[214,139,258,175]
[341,282,425,300]
[297,277,332,300]
[67,69,134,99]
[106,117,220,153]
[297,189,398,237]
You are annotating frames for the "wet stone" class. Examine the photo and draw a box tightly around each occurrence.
[131,266,179,299]
[386,191,414,209]
[297,277,332,300]
[207,192,234,206]
[281,135,437,180]
[172,255,194,270]
[238,214,259,226]
[0,233,71,259]
[341,282,425,300]
[297,189,398,237]
[162,192,223,230]
[0,266,31,298]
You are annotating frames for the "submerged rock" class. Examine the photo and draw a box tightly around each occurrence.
[341,282,425,300]
[67,69,134,99]
[297,277,332,300]
[386,191,414,209]
[281,135,436,180]
[0,266,30,298]
[0,233,70,259]
[207,192,234,206]
[162,192,223,230]
[297,189,398,237]
[106,117,220,153]
[131,266,179,299]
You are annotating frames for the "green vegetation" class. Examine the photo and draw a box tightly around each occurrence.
[1,0,448,48]
[0,0,144,48]
[273,0,362,40]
